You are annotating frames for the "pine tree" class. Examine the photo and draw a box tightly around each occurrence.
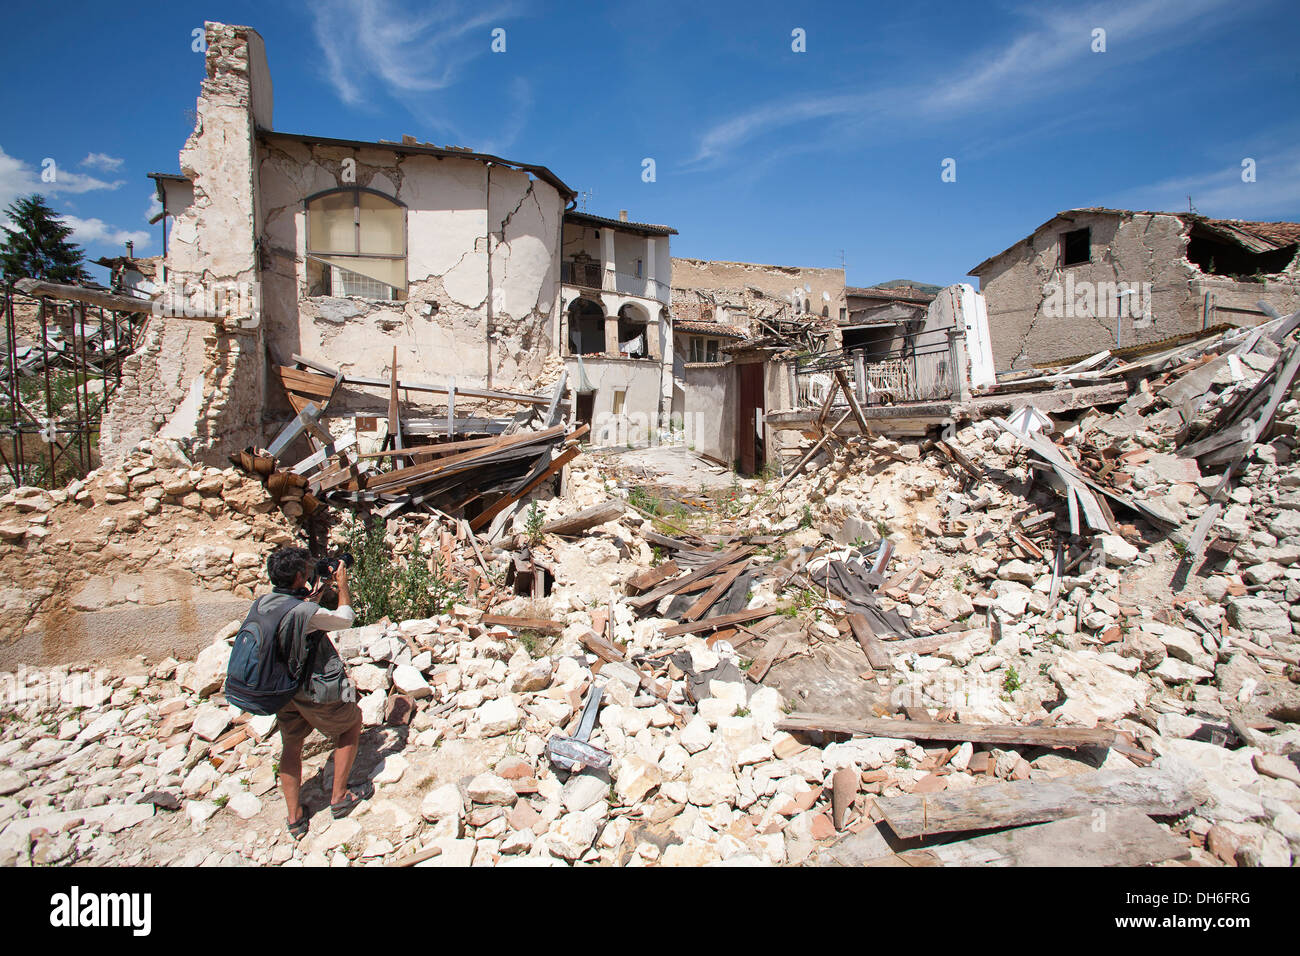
[0,194,90,287]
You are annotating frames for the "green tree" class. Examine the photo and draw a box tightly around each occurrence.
[0,194,89,287]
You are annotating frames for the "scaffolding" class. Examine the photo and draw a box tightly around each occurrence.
[1,282,148,489]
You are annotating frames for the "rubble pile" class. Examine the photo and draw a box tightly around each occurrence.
[0,438,298,646]
[1,320,1298,867]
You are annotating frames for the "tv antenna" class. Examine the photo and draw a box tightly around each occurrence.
[580,188,595,212]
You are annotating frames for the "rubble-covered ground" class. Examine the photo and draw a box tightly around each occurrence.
[2,333,1300,867]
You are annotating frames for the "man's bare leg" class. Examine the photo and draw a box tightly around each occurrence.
[280,739,304,823]
[331,721,361,805]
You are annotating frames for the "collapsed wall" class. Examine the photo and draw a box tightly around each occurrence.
[101,22,271,467]
[978,211,1300,371]
[0,438,301,669]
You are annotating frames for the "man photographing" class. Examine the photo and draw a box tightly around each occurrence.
[224,546,366,840]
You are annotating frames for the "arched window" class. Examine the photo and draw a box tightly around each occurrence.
[306,188,406,300]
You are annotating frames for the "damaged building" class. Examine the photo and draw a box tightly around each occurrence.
[969,208,1300,371]
[102,23,679,469]
[667,258,847,471]
[560,211,676,446]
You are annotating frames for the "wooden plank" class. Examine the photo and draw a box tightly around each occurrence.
[469,444,580,531]
[357,434,517,461]
[833,368,872,437]
[847,613,890,670]
[747,634,789,682]
[580,630,625,663]
[365,425,567,493]
[682,561,748,622]
[626,561,680,593]
[388,347,403,455]
[480,614,564,635]
[540,499,624,536]
[885,810,1190,867]
[626,547,754,611]
[659,604,782,638]
[777,711,1115,750]
[776,410,852,492]
[277,366,337,399]
[873,764,1207,839]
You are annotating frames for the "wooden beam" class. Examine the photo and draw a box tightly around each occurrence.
[387,347,403,456]
[776,410,852,493]
[480,614,564,635]
[833,368,872,437]
[873,765,1207,839]
[469,444,580,531]
[777,711,1115,749]
[341,373,553,406]
[539,499,624,537]
[659,604,782,638]
[13,277,216,320]
[847,614,890,670]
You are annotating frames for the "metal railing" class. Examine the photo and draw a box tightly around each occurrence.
[791,325,960,408]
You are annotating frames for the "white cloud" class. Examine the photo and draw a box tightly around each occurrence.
[685,0,1233,170]
[146,191,163,221]
[1113,146,1300,220]
[60,216,151,250]
[309,0,519,107]
[0,145,146,253]
[0,144,124,211]
[81,152,125,172]
[473,77,532,155]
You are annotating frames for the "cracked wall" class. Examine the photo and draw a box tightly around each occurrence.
[257,140,563,416]
[670,258,846,327]
[102,22,268,466]
[977,211,1300,370]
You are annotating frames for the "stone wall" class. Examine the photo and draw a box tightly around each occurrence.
[101,22,268,466]
[671,257,846,328]
[975,211,1300,370]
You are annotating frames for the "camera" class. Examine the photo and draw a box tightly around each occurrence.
[312,550,354,584]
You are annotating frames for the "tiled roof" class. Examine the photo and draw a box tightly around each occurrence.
[846,285,936,304]
[968,207,1300,276]
[564,210,677,236]
[674,320,747,338]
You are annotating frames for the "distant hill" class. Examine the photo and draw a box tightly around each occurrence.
[873,278,944,293]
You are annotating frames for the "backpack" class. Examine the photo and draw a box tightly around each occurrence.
[223,594,305,716]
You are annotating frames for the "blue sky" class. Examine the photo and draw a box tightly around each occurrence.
[2,0,1297,287]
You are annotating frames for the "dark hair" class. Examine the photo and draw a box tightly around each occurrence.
[267,546,312,589]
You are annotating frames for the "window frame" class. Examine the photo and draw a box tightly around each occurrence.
[1061,226,1091,267]
[304,186,409,298]
[689,336,720,363]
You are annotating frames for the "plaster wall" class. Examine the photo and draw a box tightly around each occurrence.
[681,363,734,464]
[256,142,564,413]
[569,357,663,446]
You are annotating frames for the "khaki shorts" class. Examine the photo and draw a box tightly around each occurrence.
[277,697,362,746]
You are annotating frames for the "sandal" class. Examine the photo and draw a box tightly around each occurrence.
[330,788,365,819]
[287,806,309,840]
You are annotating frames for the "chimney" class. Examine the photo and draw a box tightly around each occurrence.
[125,241,134,258]
[618,210,628,222]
